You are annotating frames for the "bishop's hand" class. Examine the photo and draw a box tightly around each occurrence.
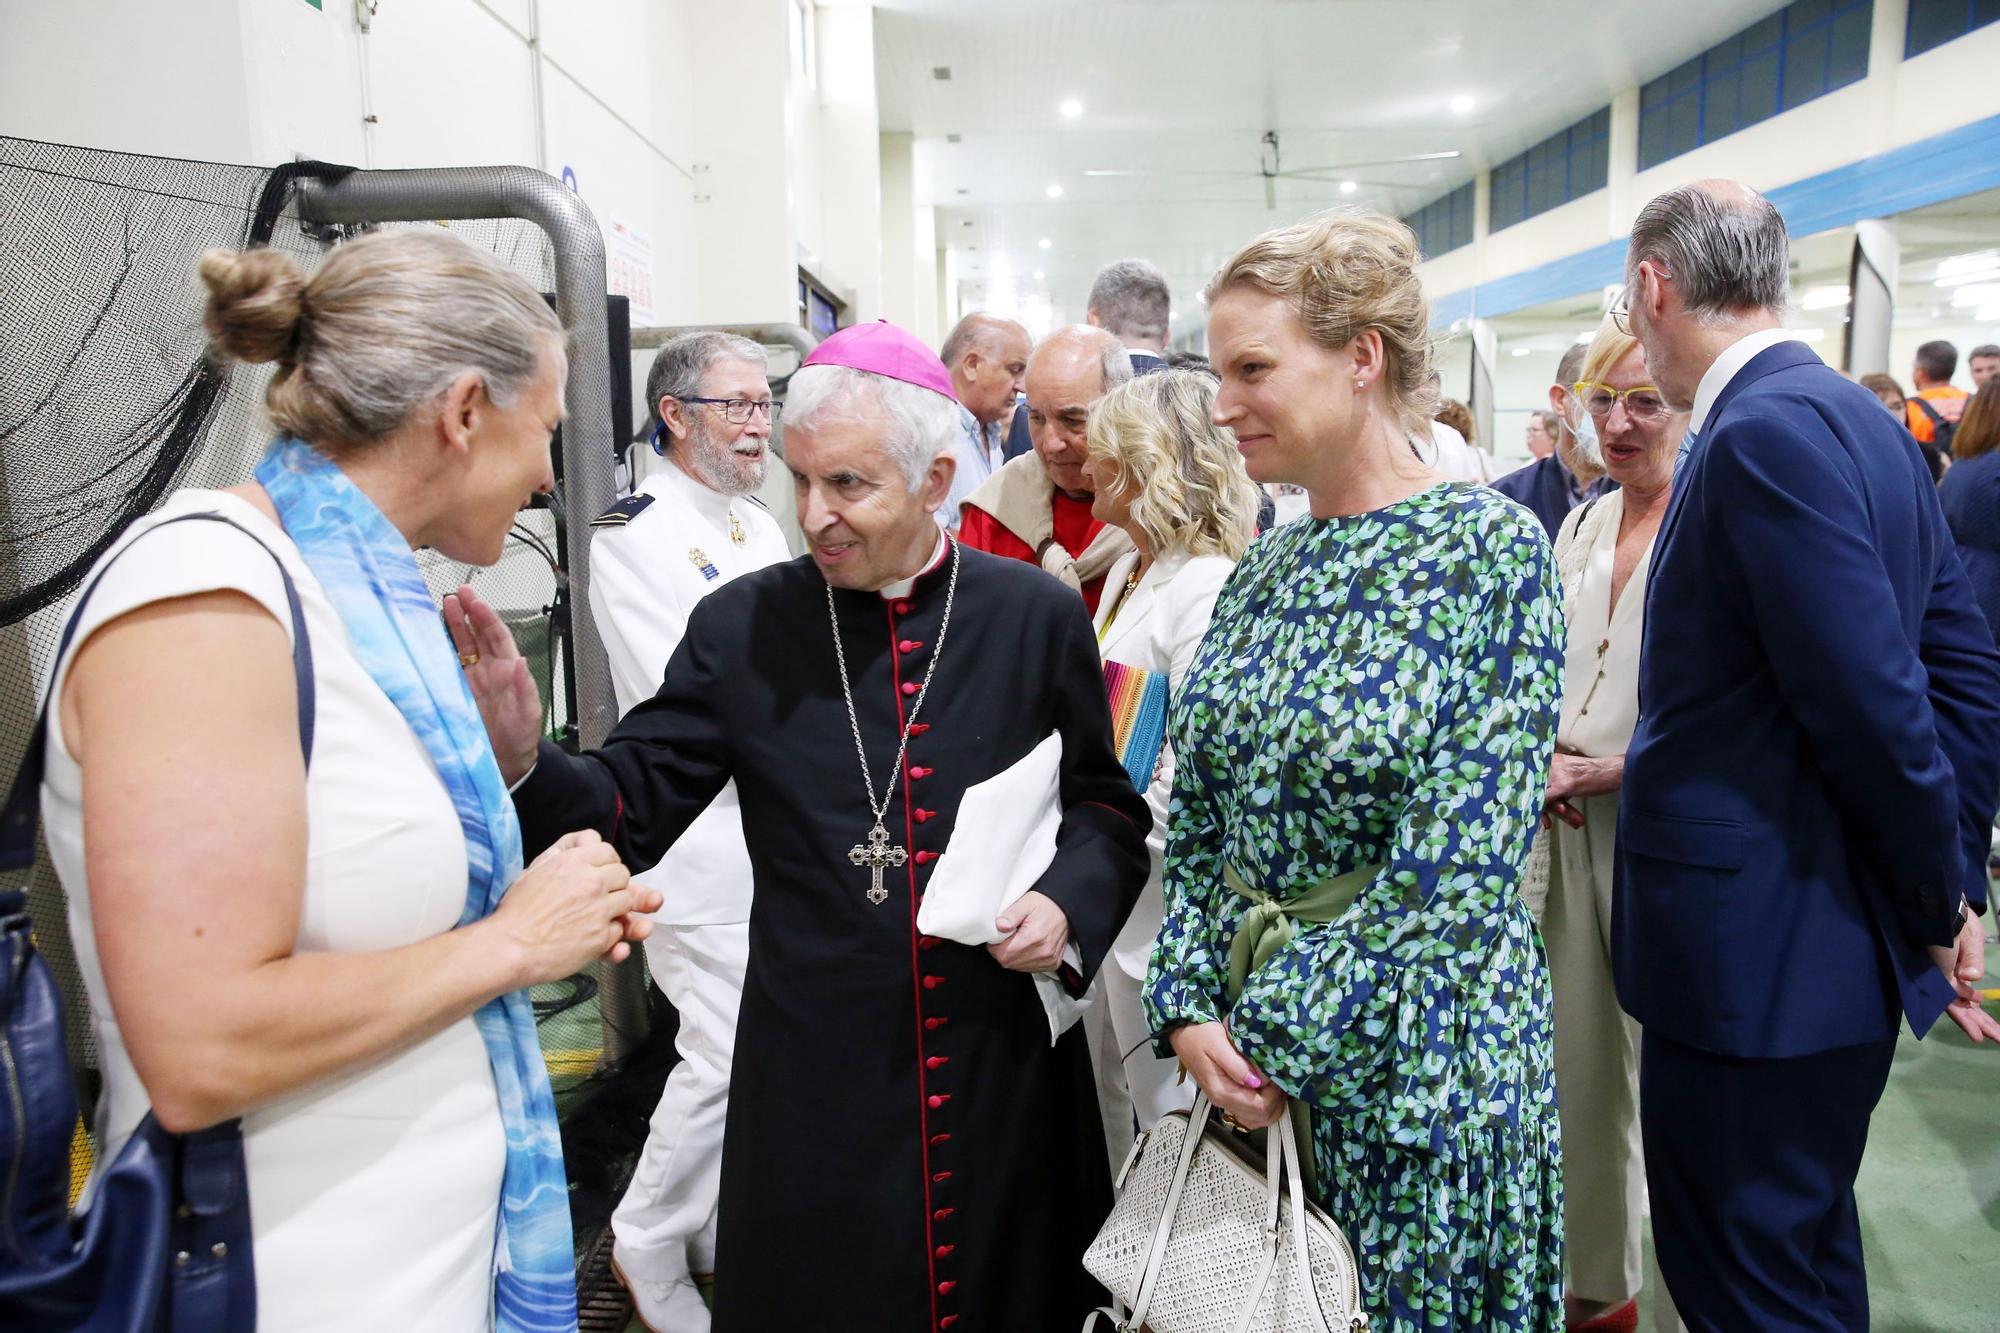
[444,585,544,785]
[989,890,1070,973]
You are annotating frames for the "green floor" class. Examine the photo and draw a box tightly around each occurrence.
[1630,935,2000,1332]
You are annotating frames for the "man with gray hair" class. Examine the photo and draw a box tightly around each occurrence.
[590,330,792,1330]
[1615,179,2000,1330]
[959,324,1136,611]
[1087,257,1172,374]
[461,320,1147,1330]
[939,311,1031,531]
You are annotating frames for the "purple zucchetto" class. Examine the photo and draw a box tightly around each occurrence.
[800,320,958,403]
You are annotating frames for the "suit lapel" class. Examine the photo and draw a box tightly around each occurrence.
[1655,340,1822,556]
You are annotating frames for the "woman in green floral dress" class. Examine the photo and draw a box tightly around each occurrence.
[1146,212,1565,1330]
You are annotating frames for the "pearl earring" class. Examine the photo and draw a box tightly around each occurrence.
[1354,378,1366,391]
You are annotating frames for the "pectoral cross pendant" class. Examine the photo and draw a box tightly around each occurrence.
[848,821,908,906]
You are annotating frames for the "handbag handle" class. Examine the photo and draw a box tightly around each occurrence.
[1092,1090,1340,1333]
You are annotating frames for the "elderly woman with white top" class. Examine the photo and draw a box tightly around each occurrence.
[1526,315,1686,1333]
[1075,366,1260,1166]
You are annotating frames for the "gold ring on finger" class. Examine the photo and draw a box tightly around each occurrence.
[459,651,480,668]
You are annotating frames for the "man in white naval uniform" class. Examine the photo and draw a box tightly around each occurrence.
[593,331,791,1331]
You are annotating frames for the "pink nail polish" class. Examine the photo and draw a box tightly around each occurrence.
[1243,1073,1263,1089]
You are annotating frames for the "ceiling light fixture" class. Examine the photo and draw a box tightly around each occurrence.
[1034,270,1045,280]
[1936,250,2000,279]
[1509,347,1533,357]
[1798,284,1851,311]
[1059,98,1083,119]
[1339,180,1357,195]
[1038,237,1052,249]
[1449,94,1475,115]
[1046,183,1064,199]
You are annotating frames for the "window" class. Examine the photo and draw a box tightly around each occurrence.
[1488,107,1611,232]
[1907,0,2000,57]
[1637,0,1873,171]
[1402,182,1475,260]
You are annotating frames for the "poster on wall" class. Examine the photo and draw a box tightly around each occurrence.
[607,216,657,326]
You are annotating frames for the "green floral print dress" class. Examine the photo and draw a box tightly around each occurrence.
[1145,481,1565,1331]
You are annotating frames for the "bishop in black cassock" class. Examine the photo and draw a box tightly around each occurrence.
[460,322,1149,1333]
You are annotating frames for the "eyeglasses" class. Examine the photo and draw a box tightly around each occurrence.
[679,396,780,425]
[1608,262,1672,335]
[1573,381,1671,423]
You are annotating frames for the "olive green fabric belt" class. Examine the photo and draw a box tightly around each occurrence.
[1221,861,1378,1005]
[1218,860,1379,1199]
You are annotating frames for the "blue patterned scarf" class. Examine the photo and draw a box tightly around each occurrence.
[256,438,577,1332]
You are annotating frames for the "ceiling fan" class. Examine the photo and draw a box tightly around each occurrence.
[1084,131,1460,210]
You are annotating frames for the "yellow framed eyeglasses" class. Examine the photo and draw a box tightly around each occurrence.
[1573,381,1670,422]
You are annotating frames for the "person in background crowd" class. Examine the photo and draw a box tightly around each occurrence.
[1615,180,2000,1333]
[939,312,1032,531]
[1076,367,1258,1168]
[1150,210,1564,1331]
[43,230,650,1330]
[1087,257,1173,375]
[1435,397,1476,448]
[1494,342,1613,538]
[1907,338,1970,448]
[1861,370,1908,418]
[1937,380,2000,642]
[1970,343,2000,388]
[959,324,1136,612]
[1525,407,1560,459]
[1418,370,1499,480]
[1521,315,1686,1333]
[1861,371,1945,481]
[591,330,793,1331]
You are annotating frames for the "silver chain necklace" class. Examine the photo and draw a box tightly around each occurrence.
[827,541,962,904]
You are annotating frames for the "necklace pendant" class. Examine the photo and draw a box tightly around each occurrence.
[848,821,909,907]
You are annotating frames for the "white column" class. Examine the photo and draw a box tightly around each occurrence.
[814,0,882,323]
[688,0,797,327]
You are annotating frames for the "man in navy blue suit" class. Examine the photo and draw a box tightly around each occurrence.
[1616,180,2000,1332]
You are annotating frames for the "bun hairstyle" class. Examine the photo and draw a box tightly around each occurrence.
[198,229,564,451]
[1205,209,1439,440]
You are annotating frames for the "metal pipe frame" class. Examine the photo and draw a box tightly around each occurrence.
[295,165,620,749]
[296,165,642,1063]
[630,321,821,361]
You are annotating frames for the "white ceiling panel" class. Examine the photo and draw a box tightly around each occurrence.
[875,0,1793,331]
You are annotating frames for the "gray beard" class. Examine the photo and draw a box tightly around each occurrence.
[679,420,767,497]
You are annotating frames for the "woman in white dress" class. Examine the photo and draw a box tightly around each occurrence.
[1076,367,1261,1166]
[1526,316,1685,1333]
[42,230,655,1331]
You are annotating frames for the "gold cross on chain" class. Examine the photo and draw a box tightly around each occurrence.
[848,822,909,906]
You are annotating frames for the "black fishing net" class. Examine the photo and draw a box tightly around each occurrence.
[0,137,661,1302]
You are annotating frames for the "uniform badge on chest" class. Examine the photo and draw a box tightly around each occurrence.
[689,548,720,582]
[728,510,747,546]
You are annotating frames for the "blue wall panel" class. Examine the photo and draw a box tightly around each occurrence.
[1429,112,2000,329]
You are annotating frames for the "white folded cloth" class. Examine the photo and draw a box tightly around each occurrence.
[916,730,1092,1042]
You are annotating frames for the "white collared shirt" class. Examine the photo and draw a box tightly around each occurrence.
[1688,327,1810,437]
[941,405,1007,530]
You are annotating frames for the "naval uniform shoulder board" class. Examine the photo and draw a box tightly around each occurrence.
[590,493,656,528]
[742,493,770,512]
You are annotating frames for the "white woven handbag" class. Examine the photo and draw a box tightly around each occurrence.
[1082,1093,1367,1333]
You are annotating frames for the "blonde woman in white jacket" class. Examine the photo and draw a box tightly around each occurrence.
[1077,367,1262,1167]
